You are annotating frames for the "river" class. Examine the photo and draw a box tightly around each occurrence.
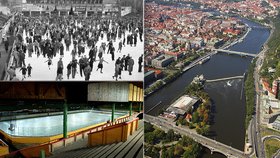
[145,17,270,157]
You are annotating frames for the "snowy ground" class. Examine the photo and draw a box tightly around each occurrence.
[15,23,144,81]
[0,111,126,137]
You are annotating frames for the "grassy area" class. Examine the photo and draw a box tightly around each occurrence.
[265,139,280,158]
[261,127,280,137]
[244,58,257,128]
[260,11,280,84]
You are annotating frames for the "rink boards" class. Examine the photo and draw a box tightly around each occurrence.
[0,111,127,144]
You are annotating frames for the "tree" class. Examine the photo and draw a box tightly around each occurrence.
[153,128,166,141]
[158,109,165,115]
[201,125,210,136]
[174,144,184,156]
[145,132,156,144]
[144,122,154,133]
[165,129,175,142]
[161,146,168,158]
[192,111,199,123]
[145,145,160,158]
[203,113,209,123]
[179,135,192,146]
[167,145,175,158]
[182,143,201,158]
[196,127,202,134]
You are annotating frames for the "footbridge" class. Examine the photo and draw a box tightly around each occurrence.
[213,49,257,57]
[145,115,248,158]
[205,75,244,83]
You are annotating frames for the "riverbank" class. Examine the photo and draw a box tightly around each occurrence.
[243,15,274,155]
[145,21,251,98]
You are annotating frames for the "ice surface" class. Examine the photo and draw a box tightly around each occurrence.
[0,111,126,137]
[15,23,144,81]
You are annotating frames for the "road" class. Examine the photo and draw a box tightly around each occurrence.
[145,115,247,158]
[253,40,266,158]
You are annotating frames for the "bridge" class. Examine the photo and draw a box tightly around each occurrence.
[251,26,270,29]
[205,75,244,83]
[145,115,248,158]
[213,49,257,57]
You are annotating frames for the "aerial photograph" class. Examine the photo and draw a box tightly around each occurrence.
[144,0,280,157]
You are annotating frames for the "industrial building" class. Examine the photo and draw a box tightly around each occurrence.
[165,95,199,118]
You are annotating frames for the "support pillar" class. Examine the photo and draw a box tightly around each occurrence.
[129,102,132,116]
[139,102,142,112]
[63,100,68,138]
[40,150,45,158]
[111,103,115,122]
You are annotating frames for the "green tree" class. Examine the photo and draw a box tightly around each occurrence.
[145,145,160,158]
[153,128,166,141]
[144,122,154,133]
[145,132,156,144]
[165,129,175,142]
[158,109,165,115]
[192,111,199,123]
[167,145,175,158]
[179,135,192,146]
[161,146,168,158]
[200,125,210,136]
[174,144,184,156]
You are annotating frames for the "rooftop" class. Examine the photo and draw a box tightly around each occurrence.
[166,95,199,115]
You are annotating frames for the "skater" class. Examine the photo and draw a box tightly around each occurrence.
[60,42,64,57]
[128,57,134,75]
[3,36,9,53]
[96,57,108,73]
[124,54,130,71]
[120,55,126,71]
[18,50,26,67]
[57,58,64,71]
[138,54,143,72]
[84,64,91,81]
[19,65,27,80]
[79,56,86,77]
[112,62,121,81]
[71,59,78,79]
[56,65,63,81]
[133,33,137,47]
[27,42,33,57]
[27,64,32,77]
[110,46,115,61]
[7,66,16,80]
[107,40,113,54]
[67,61,72,79]
[45,58,52,70]
[117,40,122,53]
[98,45,104,60]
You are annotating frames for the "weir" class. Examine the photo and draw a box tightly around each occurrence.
[205,76,244,83]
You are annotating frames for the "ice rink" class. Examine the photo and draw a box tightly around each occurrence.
[15,23,144,81]
[0,111,126,137]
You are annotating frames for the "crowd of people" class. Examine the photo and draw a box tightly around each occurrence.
[7,12,143,81]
